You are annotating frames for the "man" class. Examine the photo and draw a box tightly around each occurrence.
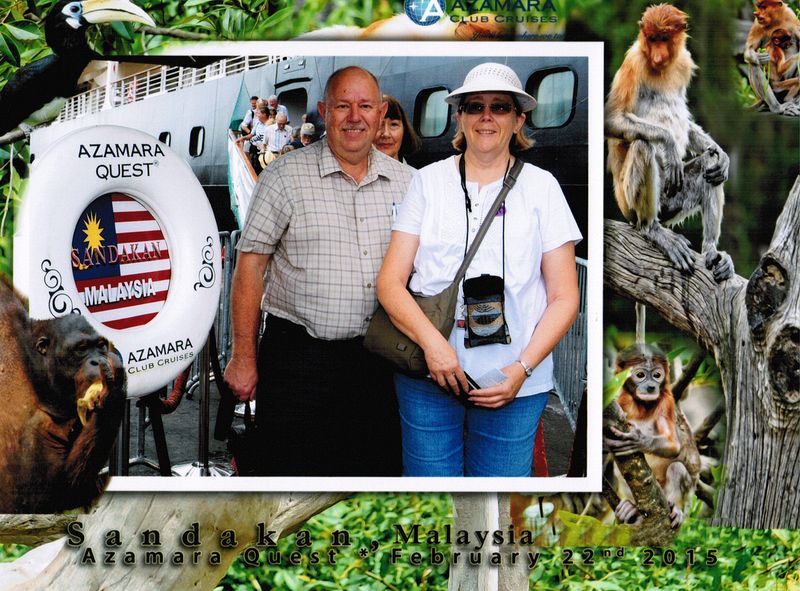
[300,122,317,146]
[234,107,269,172]
[263,113,293,156]
[240,95,259,134]
[290,123,316,149]
[225,66,413,476]
[267,94,289,119]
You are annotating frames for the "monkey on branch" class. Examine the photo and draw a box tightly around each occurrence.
[605,3,734,282]
[604,344,701,530]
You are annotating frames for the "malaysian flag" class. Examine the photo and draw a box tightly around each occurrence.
[71,193,171,330]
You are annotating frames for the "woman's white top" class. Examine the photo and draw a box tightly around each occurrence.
[392,156,582,397]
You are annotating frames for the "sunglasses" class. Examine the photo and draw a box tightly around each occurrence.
[459,101,517,115]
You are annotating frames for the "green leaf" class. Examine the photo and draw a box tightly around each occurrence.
[0,34,20,67]
[109,21,133,41]
[666,346,687,362]
[603,367,629,408]
[262,6,293,27]
[2,24,40,42]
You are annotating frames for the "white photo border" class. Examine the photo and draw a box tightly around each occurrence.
[103,40,604,493]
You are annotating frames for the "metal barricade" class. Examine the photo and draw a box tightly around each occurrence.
[552,257,588,427]
[183,230,238,398]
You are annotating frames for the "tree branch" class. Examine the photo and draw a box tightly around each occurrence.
[604,401,675,546]
[604,220,746,352]
[672,350,706,402]
[139,26,211,41]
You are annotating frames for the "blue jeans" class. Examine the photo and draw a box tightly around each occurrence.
[394,373,548,477]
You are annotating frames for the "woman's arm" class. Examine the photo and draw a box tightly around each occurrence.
[469,241,580,408]
[376,230,469,395]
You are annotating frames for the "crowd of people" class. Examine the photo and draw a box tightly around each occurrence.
[235,94,321,173]
[234,88,426,174]
[224,63,582,479]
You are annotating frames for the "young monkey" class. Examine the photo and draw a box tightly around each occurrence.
[605,344,700,529]
[768,28,800,100]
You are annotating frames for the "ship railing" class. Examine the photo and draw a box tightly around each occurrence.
[57,55,286,123]
[227,129,258,228]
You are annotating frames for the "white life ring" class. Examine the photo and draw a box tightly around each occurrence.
[14,125,221,398]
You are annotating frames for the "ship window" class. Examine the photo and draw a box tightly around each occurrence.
[527,68,576,129]
[189,126,205,157]
[158,132,171,146]
[416,88,449,138]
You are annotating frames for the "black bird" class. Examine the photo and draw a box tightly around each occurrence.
[0,0,154,137]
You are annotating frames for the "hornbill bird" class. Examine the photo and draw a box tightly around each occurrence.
[0,0,154,138]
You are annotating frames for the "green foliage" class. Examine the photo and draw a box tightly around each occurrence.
[603,366,629,408]
[558,512,633,547]
[0,543,30,562]
[219,492,453,590]
[133,0,403,41]
[3,508,800,588]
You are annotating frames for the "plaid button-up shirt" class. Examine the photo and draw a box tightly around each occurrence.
[238,140,414,340]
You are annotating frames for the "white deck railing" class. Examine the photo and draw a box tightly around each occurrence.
[58,55,286,123]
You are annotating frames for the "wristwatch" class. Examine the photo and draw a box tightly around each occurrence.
[516,359,533,377]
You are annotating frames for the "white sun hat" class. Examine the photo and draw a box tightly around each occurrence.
[445,62,537,112]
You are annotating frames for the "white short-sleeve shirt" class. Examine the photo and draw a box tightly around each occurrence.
[393,156,582,396]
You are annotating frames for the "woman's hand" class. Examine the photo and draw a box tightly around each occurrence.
[424,338,468,396]
[467,362,527,408]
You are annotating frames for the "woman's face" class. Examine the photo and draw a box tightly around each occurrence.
[374,117,404,160]
[456,93,525,159]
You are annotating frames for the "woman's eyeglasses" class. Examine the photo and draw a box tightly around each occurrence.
[459,102,517,115]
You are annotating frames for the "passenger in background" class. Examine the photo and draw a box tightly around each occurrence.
[267,94,289,119]
[235,107,270,173]
[260,113,293,167]
[288,126,302,149]
[373,95,421,164]
[300,123,317,146]
[240,95,259,134]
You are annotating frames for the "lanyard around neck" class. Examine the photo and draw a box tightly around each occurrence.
[459,155,509,281]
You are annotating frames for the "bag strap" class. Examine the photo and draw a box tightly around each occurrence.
[453,157,524,283]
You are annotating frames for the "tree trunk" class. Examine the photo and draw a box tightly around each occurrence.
[604,176,800,529]
[0,491,346,590]
[449,493,528,591]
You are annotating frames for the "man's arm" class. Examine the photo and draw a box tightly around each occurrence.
[224,252,270,401]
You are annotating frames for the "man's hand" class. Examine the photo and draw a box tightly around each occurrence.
[224,355,258,402]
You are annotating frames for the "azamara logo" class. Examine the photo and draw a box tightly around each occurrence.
[405,0,445,26]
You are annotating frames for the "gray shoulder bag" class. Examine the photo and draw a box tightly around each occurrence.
[364,158,524,377]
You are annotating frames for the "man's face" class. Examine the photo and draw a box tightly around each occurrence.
[276,115,287,129]
[318,69,386,165]
[250,98,258,109]
[301,134,313,146]
[268,98,278,109]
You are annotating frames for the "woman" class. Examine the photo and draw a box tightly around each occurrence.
[376,63,582,477]
[374,95,421,163]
